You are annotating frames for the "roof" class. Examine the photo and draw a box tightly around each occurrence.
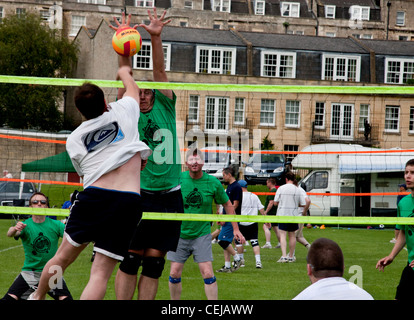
[317,0,380,8]
[238,32,368,53]
[359,39,414,56]
[292,144,414,173]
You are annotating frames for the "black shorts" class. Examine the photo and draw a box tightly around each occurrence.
[235,223,258,245]
[128,188,183,253]
[65,187,142,261]
[278,223,299,232]
[395,263,414,300]
[4,272,72,300]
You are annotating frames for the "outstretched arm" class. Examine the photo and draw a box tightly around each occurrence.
[140,8,173,99]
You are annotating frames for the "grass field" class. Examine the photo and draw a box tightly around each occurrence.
[0,216,407,300]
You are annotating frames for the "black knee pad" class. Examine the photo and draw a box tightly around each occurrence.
[250,239,259,247]
[119,252,143,275]
[141,256,165,279]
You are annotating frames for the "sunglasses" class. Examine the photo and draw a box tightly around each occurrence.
[31,200,47,205]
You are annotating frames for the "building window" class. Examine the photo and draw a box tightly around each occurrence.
[260,99,276,126]
[350,6,370,21]
[196,46,236,75]
[70,15,86,36]
[314,102,325,129]
[384,105,400,133]
[188,95,200,123]
[358,104,370,131]
[234,98,245,125]
[385,58,414,84]
[205,97,229,132]
[325,5,335,19]
[254,0,265,15]
[135,0,154,7]
[0,7,3,23]
[331,103,354,140]
[281,2,300,17]
[16,8,26,18]
[133,42,171,71]
[284,145,298,162]
[322,54,360,82]
[184,1,193,9]
[261,51,296,78]
[285,100,300,128]
[212,0,231,12]
[409,107,414,132]
[396,11,405,26]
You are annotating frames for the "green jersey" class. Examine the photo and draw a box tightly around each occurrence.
[18,217,65,272]
[139,90,181,191]
[180,171,229,239]
[396,194,414,267]
[265,187,278,215]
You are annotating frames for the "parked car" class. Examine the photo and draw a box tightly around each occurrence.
[243,152,289,185]
[201,146,238,181]
[0,181,37,207]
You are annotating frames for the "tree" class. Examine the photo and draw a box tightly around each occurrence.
[262,134,274,150]
[0,13,78,131]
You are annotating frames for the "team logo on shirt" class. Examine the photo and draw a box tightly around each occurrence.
[32,232,51,255]
[82,122,124,153]
[184,188,203,209]
[142,119,164,147]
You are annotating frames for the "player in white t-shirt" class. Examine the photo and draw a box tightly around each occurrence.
[293,238,373,300]
[30,41,151,300]
[274,172,306,263]
[234,180,266,268]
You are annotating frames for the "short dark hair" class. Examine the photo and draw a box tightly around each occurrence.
[223,166,236,178]
[29,192,49,208]
[406,159,414,168]
[74,82,106,120]
[306,238,344,279]
[285,171,295,182]
[186,147,204,162]
[267,177,276,185]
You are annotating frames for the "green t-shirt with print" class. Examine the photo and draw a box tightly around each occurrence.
[139,90,181,191]
[180,171,229,239]
[18,217,65,272]
[396,194,414,268]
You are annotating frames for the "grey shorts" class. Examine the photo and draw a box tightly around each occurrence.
[167,234,213,264]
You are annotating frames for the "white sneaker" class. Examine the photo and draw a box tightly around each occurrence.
[390,238,396,243]
[288,255,296,263]
[277,256,288,263]
[256,261,262,269]
[261,243,272,249]
[274,243,281,249]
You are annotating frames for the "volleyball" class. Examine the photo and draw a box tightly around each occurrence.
[112,27,142,57]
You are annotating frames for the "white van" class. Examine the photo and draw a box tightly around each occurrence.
[292,144,414,217]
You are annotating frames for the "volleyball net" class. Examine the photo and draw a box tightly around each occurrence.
[1,75,414,226]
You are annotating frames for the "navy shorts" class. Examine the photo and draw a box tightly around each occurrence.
[395,263,414,300]
[128,188,183,253]
[64,187,142,261]
[278,223,299,232]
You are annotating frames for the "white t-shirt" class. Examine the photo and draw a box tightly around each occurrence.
[274,183,306,216]
[240,191,264,226]
[293,277,374,300]
[66,96,151,188]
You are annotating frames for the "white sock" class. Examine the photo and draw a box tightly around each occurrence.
[225,261,231,268]
[255,255,261,263]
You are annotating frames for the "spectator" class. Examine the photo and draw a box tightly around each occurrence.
[293,238,374,300]
[1,192,72,300]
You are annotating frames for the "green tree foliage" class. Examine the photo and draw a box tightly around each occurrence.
[262,134,274,150]
[0,13,78,131]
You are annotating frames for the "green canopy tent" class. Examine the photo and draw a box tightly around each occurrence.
[20,151,79,192]
[22,151,76,173]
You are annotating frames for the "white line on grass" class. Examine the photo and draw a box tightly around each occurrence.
[0,245,22,253]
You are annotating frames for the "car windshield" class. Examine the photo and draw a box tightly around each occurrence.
[0,182,34,193]
[204,151,229,164]
[248,153,284,164]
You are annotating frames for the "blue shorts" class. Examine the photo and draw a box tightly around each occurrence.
[64,187,142,261]
[218,222,234,243]
[278,223,299,232]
